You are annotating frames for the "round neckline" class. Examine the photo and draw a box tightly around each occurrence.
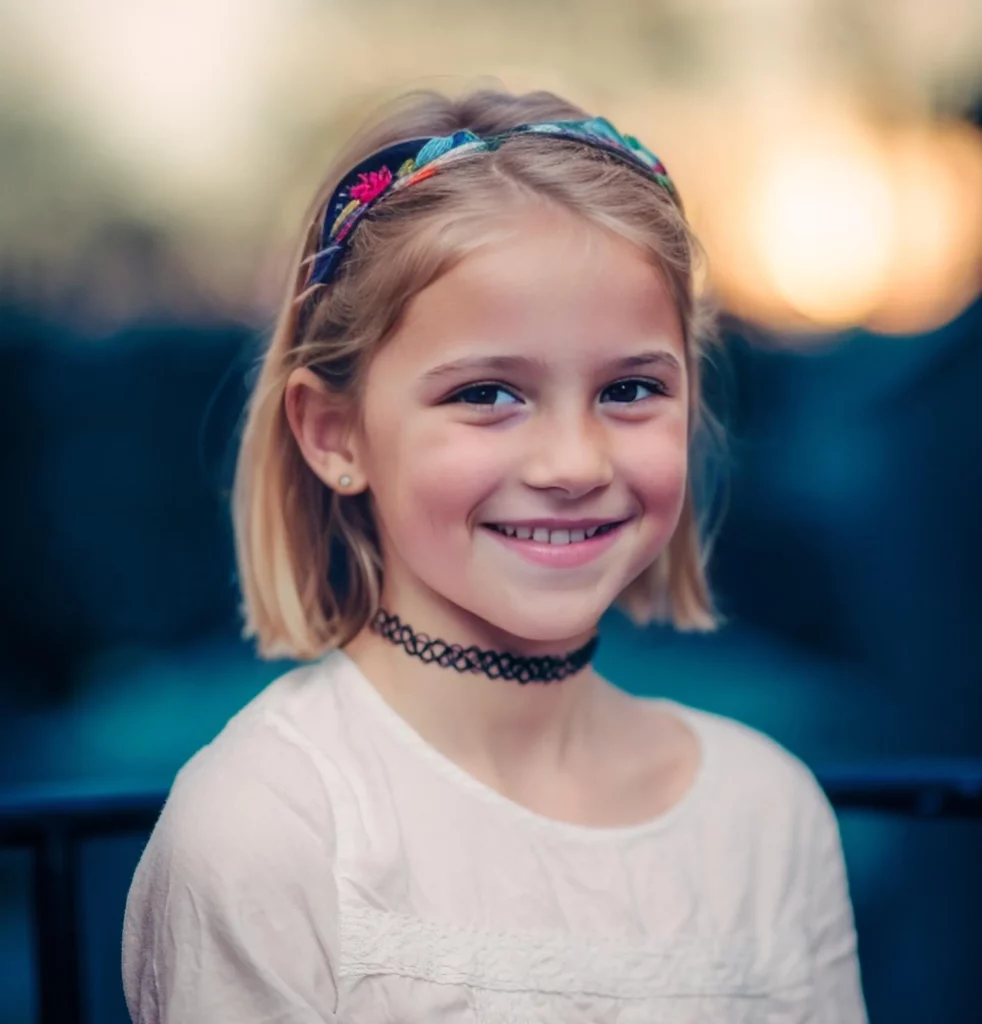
[328,648,715,844]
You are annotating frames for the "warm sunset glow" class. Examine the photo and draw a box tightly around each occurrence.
[692,112,982,337]
[868,123,982,335]
[753,141,894,327]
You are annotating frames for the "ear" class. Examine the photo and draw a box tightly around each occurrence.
[284,367,367,495]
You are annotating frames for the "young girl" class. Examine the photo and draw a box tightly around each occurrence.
[122,87,867,1023]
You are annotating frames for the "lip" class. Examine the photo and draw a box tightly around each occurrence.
[483,517,625,530]
[480,518,631,569]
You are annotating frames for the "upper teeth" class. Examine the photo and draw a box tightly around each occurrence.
[492,524,607,543]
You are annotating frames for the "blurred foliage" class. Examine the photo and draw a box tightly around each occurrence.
[1,0,981,328]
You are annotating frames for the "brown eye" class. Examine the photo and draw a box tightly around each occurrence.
[600,378,667,404]
[446,384,521,407]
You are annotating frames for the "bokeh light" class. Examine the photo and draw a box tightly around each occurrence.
[754,133,895,327]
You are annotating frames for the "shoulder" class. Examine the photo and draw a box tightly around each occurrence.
[669,700,835,829]
[123,663,346,1021]
[146,658,349,882]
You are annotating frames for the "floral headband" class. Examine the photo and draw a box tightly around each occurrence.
[301,116,677,291]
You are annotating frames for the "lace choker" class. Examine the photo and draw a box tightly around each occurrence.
[369,608,599,684]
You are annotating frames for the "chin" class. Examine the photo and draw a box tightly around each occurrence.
[463,590,611,649]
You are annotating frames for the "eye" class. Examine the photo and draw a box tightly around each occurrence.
[445,383,522,407]
[600,378,669,404]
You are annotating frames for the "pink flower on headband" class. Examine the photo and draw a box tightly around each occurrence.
[350,167,392,203]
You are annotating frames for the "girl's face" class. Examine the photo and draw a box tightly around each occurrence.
[353,205,690,647]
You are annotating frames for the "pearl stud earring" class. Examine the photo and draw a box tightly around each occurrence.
[339,474,352,488]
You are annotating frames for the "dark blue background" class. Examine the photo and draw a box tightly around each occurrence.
[0,291,980,1023]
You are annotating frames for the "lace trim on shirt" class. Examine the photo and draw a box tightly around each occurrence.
[470,988,807,1024]
[339,906,811,998]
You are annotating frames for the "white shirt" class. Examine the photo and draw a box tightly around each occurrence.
[122,650,868,1023]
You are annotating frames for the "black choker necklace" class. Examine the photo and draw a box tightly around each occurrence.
[369,608,598,684]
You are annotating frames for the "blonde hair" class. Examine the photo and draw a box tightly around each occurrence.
[233,87,724,661]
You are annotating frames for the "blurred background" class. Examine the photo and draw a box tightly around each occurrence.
[1,1,981,1022]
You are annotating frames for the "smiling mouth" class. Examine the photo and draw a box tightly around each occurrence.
[482,521,626,545]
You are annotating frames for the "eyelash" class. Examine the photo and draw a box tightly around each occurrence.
[444,378,670,408]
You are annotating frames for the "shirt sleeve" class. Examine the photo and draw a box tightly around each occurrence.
[803,770,869,1024]
[122,718,341,1024]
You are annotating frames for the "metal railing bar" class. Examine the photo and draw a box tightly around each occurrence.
[33,820,82,1024]
[0,786,166,842]
[816,761,982,817]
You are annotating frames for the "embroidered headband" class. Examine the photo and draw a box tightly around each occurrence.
[300,116,677,292]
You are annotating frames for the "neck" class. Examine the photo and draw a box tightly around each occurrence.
[342,602,611,790]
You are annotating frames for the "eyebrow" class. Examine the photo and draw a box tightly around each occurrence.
[419,349,683,384]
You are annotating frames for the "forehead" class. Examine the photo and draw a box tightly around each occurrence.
[388,207,685,369]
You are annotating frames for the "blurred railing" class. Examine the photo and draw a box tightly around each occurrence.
[2,764,982,1024]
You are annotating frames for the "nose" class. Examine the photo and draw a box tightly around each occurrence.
[521,409,614,499]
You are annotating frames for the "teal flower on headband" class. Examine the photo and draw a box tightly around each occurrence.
[578,117,626,147]
[415,130,483,169]
[530,117,666,175]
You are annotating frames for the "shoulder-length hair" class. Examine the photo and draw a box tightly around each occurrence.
[233,86,724,660]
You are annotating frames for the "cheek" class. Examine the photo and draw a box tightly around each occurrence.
[364,415,504,537]
[624,420,690,513]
